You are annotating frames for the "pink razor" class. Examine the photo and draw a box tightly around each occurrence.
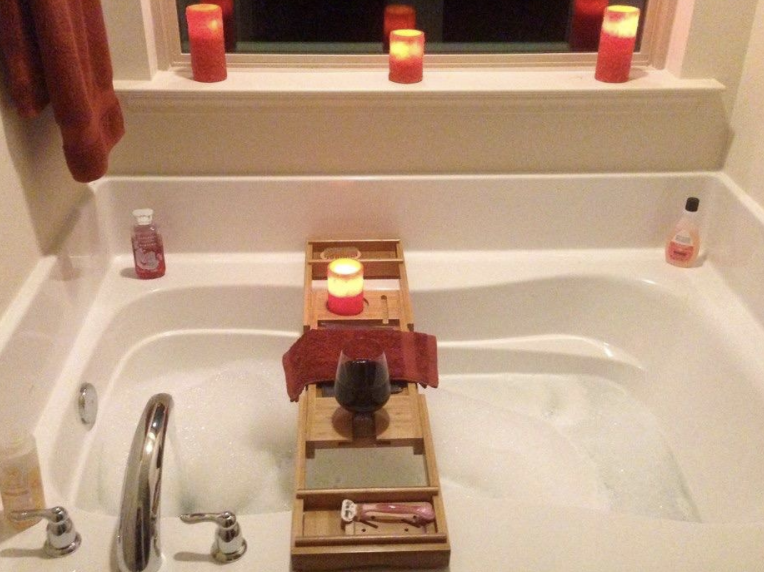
[341,499,435,525]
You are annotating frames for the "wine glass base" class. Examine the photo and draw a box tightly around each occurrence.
[352,412,376,439]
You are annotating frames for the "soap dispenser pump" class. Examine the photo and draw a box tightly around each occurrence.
[665,197,700,268]
[131,208,166,279]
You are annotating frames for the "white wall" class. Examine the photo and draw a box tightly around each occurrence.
[674,0,760,113]
[0,108,40,314]
[725,0,764,204]
[108,82,728,176]
[0,97,89,317]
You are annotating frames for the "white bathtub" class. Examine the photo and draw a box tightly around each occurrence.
[2,174,764,571]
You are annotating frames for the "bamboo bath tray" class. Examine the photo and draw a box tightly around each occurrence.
[291,239,450,571]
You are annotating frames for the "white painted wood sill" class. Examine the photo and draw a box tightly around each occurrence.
[113,68,724,109]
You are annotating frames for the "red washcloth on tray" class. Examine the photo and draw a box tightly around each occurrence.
[0,0,125,183]
[283,329,439,401]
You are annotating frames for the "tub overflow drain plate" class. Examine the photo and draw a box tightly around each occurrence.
[78,383,98,426]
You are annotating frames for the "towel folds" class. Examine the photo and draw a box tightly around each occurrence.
[282,329,439,401]
[0,0,124,182]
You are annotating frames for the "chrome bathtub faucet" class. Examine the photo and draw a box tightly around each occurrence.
[180,511,247,563]
[116,393,173,572]
[9,506,81,557]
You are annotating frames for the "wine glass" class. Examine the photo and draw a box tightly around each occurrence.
[334,338,391,415]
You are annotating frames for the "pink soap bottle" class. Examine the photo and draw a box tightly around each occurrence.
[132,208,166,279]
[665,197,700,267]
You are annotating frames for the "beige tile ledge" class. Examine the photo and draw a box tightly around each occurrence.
[114,68,725,109]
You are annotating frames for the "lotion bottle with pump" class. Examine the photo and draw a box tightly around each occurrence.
[132,208,166,279]
[0,432,46,530]
[665,197,700,267]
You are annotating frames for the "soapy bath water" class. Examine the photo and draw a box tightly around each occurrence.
[87,357,296,516]
[83,350,698,521]
[427,373,700,522]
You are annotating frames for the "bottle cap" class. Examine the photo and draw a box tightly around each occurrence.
[685,197,699,212]
[132,208,154,225]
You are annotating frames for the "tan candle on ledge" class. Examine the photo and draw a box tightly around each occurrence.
[388,29,425,84]
[595,6,640,83]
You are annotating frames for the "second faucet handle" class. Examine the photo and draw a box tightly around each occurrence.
[180,511,247,563]
[9,506,81,557]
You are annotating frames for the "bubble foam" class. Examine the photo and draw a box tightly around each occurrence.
[428,373,699,521]
[83,353,697,522]
[87,357,296,516]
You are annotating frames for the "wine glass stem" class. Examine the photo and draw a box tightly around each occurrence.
[352,412,376,439]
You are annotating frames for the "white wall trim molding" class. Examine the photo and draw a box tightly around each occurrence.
[115,68,723,111]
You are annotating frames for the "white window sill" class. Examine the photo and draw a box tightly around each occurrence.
[113,67,724,109]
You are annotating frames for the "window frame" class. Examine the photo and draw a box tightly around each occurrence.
[153,0,675,71]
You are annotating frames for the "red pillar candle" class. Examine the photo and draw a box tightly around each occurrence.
[327,258,364,316]
[595,6,640,83]
[383,5,416,51]
[207,0,236,52]
[186,4,227,83]
[569,0,609,51]
[389,30,425,84]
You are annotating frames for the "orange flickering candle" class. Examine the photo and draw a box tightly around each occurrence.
[384,5,416,51]
[186,4,227,83]
[207,0,236,52]
[569,0,609,51]
[327,258,364,316]
[595,6,640,83]
[389,30,425,84]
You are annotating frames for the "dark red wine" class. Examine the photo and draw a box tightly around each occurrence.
[335,359,391,414]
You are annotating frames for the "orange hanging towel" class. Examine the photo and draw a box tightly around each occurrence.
[0,0,124,183]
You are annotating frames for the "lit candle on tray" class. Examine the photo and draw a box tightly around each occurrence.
[595,6,640,83]
[384,5,416,51]
[327,258,364,315]
[389,30,425,84]
[186,4,227,83]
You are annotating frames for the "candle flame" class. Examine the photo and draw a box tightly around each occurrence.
[390,42,423,59]
[601,6,640,38]
[390,30,424,59]
[327,258,364,297]
[189,3,219,12]
[329,259,362,276]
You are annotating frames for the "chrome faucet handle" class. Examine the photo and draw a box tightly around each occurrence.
[180,511,247,563]
[10,506,81,557]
